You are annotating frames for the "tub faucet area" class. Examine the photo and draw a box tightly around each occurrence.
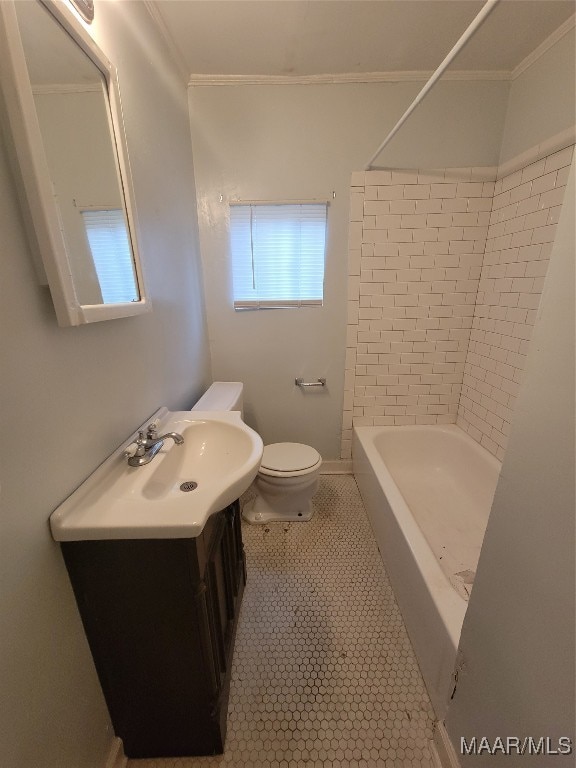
[126,424,184,467]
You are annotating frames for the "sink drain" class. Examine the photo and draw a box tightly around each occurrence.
[180,481,198,492]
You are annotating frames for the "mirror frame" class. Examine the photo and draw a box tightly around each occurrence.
[0,0,150,326]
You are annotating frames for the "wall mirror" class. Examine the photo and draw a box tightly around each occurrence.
[0,0,150,325]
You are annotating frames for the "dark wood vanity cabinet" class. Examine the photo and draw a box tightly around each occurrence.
[61,500,246,759]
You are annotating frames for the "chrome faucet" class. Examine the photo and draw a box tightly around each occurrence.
[126,423,184,467]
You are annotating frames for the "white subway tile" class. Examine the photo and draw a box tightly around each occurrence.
[390,199,417,214]
[363,216,376,230]
[387,228,413,243]
[359,282,384,296]
[482,181,496,198]
[504,261,527,278]
[501,169,523,192]
[364,185,378,200]
[452,212,479,227]
[375,213,402,229]
[373,242,400,257]
[504,216,527,235]
[524,260,550,278]
[364,200,391,216]
[531,224,557,244]
[521,158,546,183]
[509,181,533,204]
[412,228,439,242]
[539,185,567,210]
[516,196,540,216]
[403,184,431,200]
[547,206,563,225]
[438,227,464,242]
[365,170,392,185]
[401,214,428,229]
[391,170,418,184]
[499,202,520,222]
[531,170,558,195]
[427,213,453,228]
[424,241,447,255]
[556,164,571,187]
[492,189,511,210]
[345,149,566,457]
[416,198,443,214]
[377,185,406,200]
[399,242,425,256]
[467,197,493,212]
[456,182,484,198]
[544,145,574,173]
[430,183,457,199]
[463,226,489,240]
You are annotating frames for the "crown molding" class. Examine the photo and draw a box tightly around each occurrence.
[142,1,190,85]
[188,70,511,87]
[511,13,575,80]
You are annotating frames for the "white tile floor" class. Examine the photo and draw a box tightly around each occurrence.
[129,475,436,768]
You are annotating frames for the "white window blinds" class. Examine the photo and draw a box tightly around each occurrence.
[230,203,327,310]
[81,208,139,304]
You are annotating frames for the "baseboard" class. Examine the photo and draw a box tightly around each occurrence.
[320,460,353,474]
[431,721,461,768]
[104,737,127,768]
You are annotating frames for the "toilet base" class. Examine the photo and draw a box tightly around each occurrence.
[242,496,314,524]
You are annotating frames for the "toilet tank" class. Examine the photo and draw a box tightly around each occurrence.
[191,382,244,418]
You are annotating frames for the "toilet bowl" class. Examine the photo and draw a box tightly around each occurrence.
[242,442,322,524]
[191,383,321,524]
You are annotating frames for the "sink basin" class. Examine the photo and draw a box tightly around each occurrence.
[50,409,264,541]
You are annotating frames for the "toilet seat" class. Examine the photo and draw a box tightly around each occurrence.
[259,442,321,477]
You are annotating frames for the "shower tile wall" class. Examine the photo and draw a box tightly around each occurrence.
[341,145,574,462]
[457,144,574,459]
[341,168,496,459]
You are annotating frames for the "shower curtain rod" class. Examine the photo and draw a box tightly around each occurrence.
[364,0,501,171]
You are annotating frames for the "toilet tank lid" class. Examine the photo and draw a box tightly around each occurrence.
[192,382,243,411]
[261,442,321,472]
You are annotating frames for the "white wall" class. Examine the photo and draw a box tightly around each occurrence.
[189,80,509,458]
[445,158,575,764]
[499,26,576,164]
[0,3,211,767]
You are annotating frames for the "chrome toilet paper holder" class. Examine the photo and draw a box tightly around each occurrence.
[295,378,327,388]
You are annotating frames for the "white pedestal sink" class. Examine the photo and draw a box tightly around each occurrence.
[50,408,263,540]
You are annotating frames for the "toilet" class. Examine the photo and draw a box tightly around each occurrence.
[191,382,322,523]
[242,442,322,524]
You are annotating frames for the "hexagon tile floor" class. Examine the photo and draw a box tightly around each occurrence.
[129,475,436,768]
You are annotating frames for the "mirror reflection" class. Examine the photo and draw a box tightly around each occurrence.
[15,0,139,305]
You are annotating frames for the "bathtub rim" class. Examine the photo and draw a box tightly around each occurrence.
[353,424,469,651]
[352,423,502,715]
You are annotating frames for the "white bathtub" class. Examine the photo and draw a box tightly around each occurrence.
[353,424,501,717]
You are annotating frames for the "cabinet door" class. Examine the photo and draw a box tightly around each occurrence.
[205,513,235,684]
[225,501,246,599]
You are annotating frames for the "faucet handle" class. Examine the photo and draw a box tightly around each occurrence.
[129,431,147,459]
[146,423,158,440]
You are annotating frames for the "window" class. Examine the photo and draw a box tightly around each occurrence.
[229,202,327,310]
[81,208,139,304]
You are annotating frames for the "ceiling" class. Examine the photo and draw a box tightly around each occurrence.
[150,0,575,80]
